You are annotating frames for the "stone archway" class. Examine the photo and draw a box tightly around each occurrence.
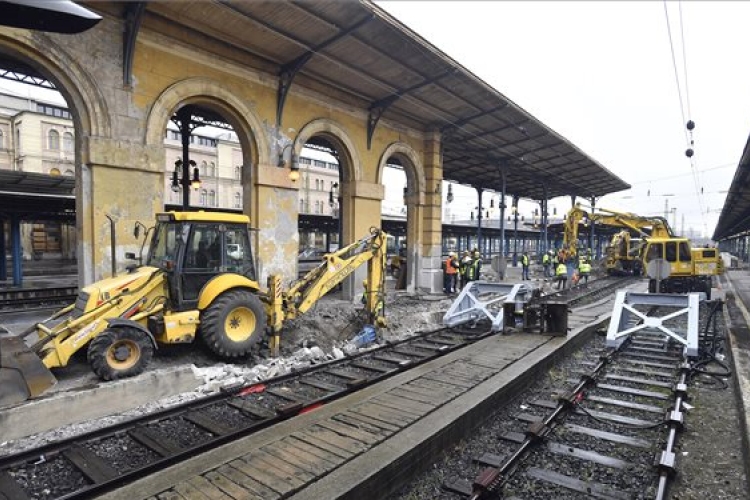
[377,142,428,293]
[0,33,112,285]
[144,76,269,220]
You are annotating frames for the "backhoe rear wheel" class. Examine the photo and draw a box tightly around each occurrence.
[200,289,266,358]
[88,327,154,381]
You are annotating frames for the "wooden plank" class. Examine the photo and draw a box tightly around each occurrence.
[262,441,337,476]
[315,418,382,446]
[205,470,264,500]
[350,401,416,426]
[217,463,280,500]
[290,431,354,460]
[229,457,295,495]
[184,411,235,436]
[331,412,394,437]
[401,379,465,399]
[303,425,370,454]
[350,361,393,374]
[621,359,676,370]
[0,471,30,500]
[323,368,366,381]
[428,372,475,388]
[227,399,276,420]
[253,449,316,483]
[63,445,119,483]
[129,427,182,456]
[335,410,401,433]
[371,354,413,365]
[405,378,465,397]
[265,388,300,402]
[185,475,233,500]
[371,393,435,416]
[284,436,347,465]
[157,492,186,500]
[172,480,213,500]
[239,453,306,493]
[388,386,450,406]
[298,379,345,393]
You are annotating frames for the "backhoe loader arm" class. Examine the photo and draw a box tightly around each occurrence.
[268,229,388,331]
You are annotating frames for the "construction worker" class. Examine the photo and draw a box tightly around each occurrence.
[578,256,591,284]
[458,250,471,289]
[467,250,482,282]
[521,251,530,280]
[554,261,568,290]
[443,252,459,294]
[542,250,551,277]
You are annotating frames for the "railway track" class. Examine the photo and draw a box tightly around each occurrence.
[398,299,724,500]
[0,286,77,312]
[0,277,636,500]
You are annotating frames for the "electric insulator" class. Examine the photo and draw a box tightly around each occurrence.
[685,148,694,158]
[686,120,695,131]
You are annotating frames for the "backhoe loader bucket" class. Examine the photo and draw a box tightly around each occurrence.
[0,336,57,407]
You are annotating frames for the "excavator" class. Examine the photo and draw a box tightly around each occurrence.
[563,204,721,296]
[0,211,388,407]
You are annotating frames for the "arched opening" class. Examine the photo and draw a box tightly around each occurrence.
[0,53,85,281]
[377,142,425,293]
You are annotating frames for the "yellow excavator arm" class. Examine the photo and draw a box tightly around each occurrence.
[265,228,388,346]
[564,204,675,258]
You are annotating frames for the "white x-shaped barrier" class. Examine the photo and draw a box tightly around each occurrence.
[443,281,532,332]
[606,291,704,357]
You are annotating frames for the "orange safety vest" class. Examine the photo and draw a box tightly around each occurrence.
[445,257,458,274]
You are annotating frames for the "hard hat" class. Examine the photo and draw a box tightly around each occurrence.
[449,252,456,257]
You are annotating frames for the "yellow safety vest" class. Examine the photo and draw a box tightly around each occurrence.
[556,263,567,276]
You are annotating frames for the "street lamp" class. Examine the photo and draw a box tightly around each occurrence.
[171,159,200,209]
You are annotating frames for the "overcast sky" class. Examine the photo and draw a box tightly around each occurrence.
[378,1,750,238]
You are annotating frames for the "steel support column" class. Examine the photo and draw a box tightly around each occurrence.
[476,187,483,253]
[499,170,506,257]
[512,195,519,266]
[11,214,22,286]
[590,196,597,258]
[0,220,5,281]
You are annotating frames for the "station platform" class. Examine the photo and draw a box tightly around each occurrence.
[99,280,645,500]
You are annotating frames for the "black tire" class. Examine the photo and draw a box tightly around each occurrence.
[200,289,266,357]
[87,327,154,381]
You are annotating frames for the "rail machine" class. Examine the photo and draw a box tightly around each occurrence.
[0,211,388,406]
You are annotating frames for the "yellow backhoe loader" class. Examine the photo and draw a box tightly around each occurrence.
[0,211,387,407]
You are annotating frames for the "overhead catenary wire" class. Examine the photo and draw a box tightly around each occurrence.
[663,0,708,233]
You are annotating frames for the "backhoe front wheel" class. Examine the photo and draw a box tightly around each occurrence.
[88,327,154,381]
[200,290,266,358]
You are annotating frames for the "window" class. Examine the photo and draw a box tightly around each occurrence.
[300,199,305,213]
[234,192,241,208]
[201,161,207,176]
[0,130,4,149]
[48,129,60,150]
[679,242,691,261]
[665,242,677,262]
[209,190,216,207]
[234,166,241,180]
[298,157,311,165]
[646,243,663,261]
[200,189,207,206]
[15,128,20,152]
[314,160,326,168]
[63,132,74,152]
[210,162,216,177]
